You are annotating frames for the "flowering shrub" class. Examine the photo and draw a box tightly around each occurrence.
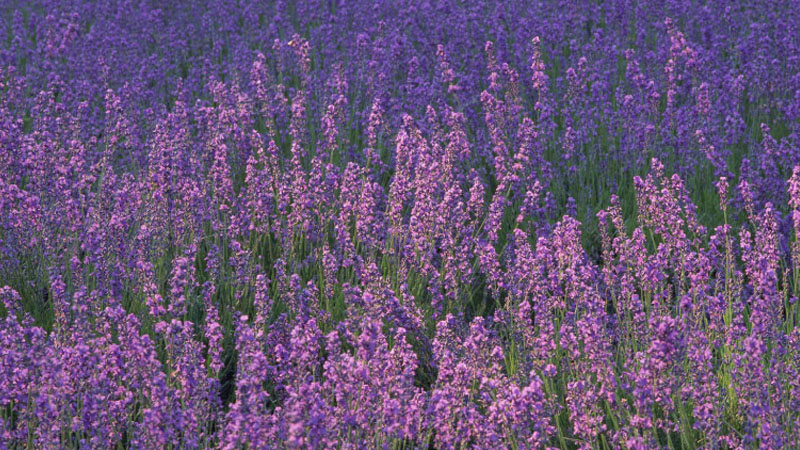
[1,1,800,448]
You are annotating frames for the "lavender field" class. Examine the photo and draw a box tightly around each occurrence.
[1,1,800,448]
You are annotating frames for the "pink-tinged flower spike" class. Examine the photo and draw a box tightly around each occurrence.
[202,282,223,378]
[220,316,273,448]
[481,88,511,188]
[683,329,721,442]
[741,204,781,338]
[364,98,388,176]
[788,166,800,270]
[550,216,617,447]
[738,173,757,223]
[167,255,193,319]
[244,143,277,236]
[249,51,277,137]
[252,274,272,331]
[0,179,44,270]
[695,128,729,178]
[530,36,555,141]
[437,44,460,95]
[627,315,686,439]
[716,176,729,214]
[288,34,311,91]
[161,319,214,450]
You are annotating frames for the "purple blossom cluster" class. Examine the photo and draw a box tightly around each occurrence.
[1,0,800,448]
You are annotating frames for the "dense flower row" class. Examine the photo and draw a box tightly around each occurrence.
[1,0,800,448]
